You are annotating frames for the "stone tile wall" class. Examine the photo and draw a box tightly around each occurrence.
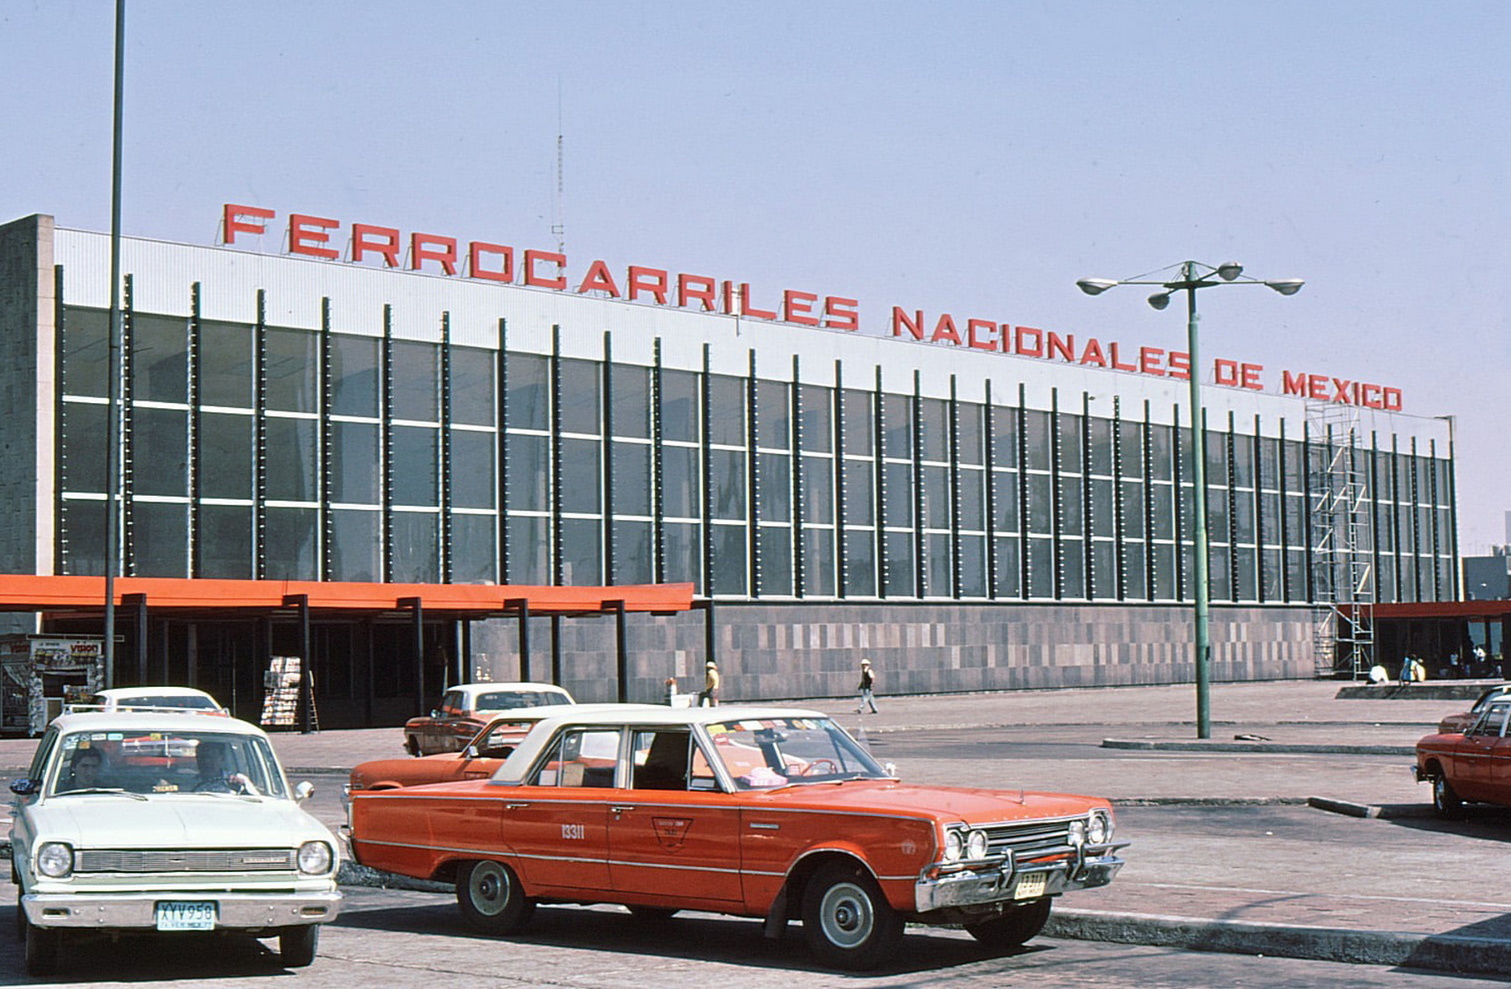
[470,601,1317,704]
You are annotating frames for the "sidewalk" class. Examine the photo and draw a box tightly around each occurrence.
[6,679,1508,974]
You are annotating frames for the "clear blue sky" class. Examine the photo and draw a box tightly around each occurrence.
[3,1,1507,552]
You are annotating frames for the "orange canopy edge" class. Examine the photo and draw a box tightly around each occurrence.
[0,574,696,617]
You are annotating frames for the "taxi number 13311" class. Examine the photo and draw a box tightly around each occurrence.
[561,823,587,840]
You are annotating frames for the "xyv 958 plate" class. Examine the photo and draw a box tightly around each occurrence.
[155,900,216,931]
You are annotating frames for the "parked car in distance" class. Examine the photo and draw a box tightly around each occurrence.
[403,682,574,756]
[351,705,1126,971]
[67,685,228,716]
[352,704,659,794]
[1436,683,1511,734]
[1416,696,1511,818]
[9,711,342,976]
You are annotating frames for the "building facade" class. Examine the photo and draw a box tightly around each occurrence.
[0,211,1459,725]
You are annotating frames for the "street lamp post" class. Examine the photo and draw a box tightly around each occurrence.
[1076,261,1303,738]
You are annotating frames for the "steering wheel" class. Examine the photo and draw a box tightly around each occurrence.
[795,758,839,777]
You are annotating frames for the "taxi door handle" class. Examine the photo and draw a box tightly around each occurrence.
[504,802,530,810]
[610,805,636,815]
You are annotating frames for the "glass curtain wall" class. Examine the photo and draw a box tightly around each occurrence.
[55,302,1456,606]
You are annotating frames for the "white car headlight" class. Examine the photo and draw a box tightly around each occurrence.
[297,840,334,875]
[1088,810,1112,845]
[965,829,989,860]
[37,842,74,879]
[943,829,964,863]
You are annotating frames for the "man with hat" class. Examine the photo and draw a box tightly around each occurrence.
[855,657,879,714]
[698,660,721,707]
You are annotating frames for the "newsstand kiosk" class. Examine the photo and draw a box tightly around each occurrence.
[0,634,105,736]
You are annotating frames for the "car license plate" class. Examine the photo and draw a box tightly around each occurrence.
[1013,872,1047,900]
[155,901,216,931]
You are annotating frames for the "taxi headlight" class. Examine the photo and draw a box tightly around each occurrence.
[1088,809,1112,845]
[1067,820,1087,847]
[297,840,334,875]
[37,842,74,879]
[943,829,964,863]
[965,829,989,860]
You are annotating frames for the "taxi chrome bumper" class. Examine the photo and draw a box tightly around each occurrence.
[22,889,342,930]
[914,842,1126,914]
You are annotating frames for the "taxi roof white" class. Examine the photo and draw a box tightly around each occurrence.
[47,709,271,740]
[92,686,223,706]
[445,682,573,703]
[493,703,832,784]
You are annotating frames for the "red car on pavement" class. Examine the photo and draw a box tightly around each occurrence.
[350,705,1126,970]
[1436,684,1511,735]
[403,682,574,756]
[1416,695,1511,817]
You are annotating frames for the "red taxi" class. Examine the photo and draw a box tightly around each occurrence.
[350,705,1126,970]
[402,682,574,756]
[1416,695,1511,818]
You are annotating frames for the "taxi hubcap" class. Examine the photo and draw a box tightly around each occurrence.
[820,882,873,947]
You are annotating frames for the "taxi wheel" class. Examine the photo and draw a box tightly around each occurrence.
[964,897,1053,949]
[278,924,320,967]
[406,736,421,757]
[801,861,904,971]
[1432,776,1465,819]
[457,859,535,934]
[23,920,60,977]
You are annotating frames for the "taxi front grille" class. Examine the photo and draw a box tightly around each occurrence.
[75,848,295,873]
[982,819,1074,859]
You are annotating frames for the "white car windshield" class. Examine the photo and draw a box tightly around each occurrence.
[49,730,288,799]
[476,691,570,710]
[705,717,890,789]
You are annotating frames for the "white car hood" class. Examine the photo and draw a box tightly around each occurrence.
[25,795,332,849]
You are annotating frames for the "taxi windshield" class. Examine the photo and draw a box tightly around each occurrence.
[706,717,889,789]
[49,729,288,799]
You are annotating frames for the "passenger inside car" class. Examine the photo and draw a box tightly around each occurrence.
[62,747,108,791]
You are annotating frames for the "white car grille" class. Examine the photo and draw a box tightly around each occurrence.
[75,849,296,873]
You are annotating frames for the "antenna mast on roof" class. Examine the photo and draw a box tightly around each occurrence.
[551,78,565,254]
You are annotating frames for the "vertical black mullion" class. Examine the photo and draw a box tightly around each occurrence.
[1277,419,1290,601]
[1016,385,1030,599]
[1226,413,1239,600]
[833,361,847,599]
[53,265,68,570]
[1250,418,1263,602]
[873,367,887,598]
[440,312,454,583]
[699,345,713,595]
[252,288,267,581]
[1428,442,1441,600]
[747,351,761,597]
[652,339,665,584]
[948,378,961,599]
[121,275,136,576]
[984,381,998,600]
[1440,431,1459,598]
[1141,403,1155,601]
[1049,389,1062,599]
[551,326,564,586]
[1173,402,1187,602]
[318,298,333,582]
[791,356,805,598]
[1081,393,1093,599]
[1111,396,1125,601]
[911,371,924,596]
[188,283,203,578]
[602,332,615,586]
[496,319,509,584]
[380,305,394,583]
[1367,431,1381,606]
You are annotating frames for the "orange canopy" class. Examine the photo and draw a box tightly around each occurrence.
[0,574,695,618]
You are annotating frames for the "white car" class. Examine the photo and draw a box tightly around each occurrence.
[9,712,342,976]
[403,681,575,755]
[69,685,228,716]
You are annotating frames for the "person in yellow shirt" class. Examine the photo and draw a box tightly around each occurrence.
[698,661,721,707]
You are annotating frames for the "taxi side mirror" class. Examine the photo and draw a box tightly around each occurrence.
[464,744,480,759]
[294,780,315,803]
[9,778,39,796]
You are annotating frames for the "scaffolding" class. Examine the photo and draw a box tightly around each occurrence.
[1307,404,1376,678]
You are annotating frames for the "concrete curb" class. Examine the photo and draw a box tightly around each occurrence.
[1305,796,1436,820]
[1101,738,1416,756]
[1047,908,1511,976]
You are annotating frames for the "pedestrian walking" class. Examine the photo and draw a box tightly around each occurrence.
[698,661,721,707]
[855,658,878,714]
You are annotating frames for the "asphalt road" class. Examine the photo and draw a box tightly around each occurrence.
[1,887,1506,989]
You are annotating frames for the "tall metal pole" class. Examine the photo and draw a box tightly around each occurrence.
[1182,263,1211,739]
[103,0,126,688]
